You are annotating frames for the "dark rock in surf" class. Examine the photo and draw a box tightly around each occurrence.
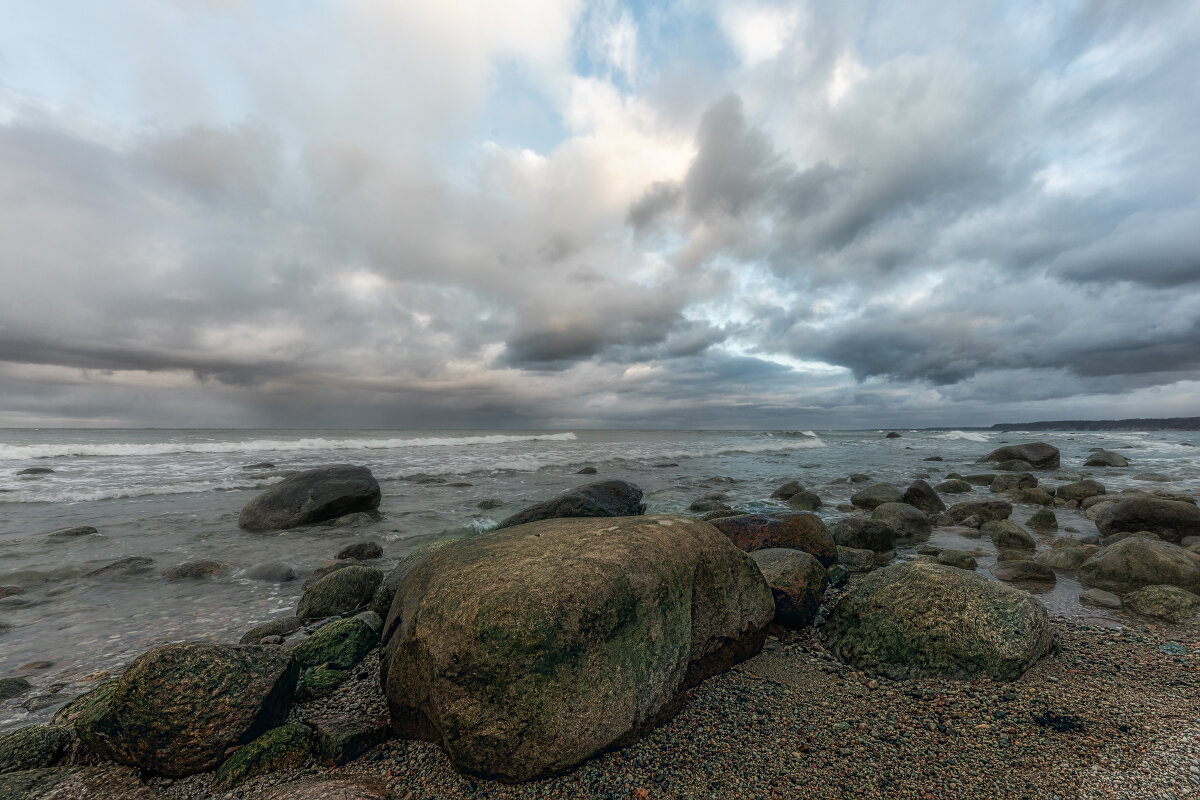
[1084,450,1129,467]
[245,561,298,583]
[164,560,228,580]
[296,566,383,620]
[494,479,645,530]
[849,483,904,510]
[45,526,98,539]
[902,480,945,516]
[884,432,902,439]
[238,465,381,532]
[832,518,896,553]
[336,542,383,561]
[16,468,54,476]
[575,466,597,475]
[770,480,805,500]
[977,442,1060,470]
[85,556,154,578]
[1094,496,1200,544]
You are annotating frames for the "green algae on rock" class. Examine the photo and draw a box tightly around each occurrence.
[380,514,772,782]
[75,643,298,777]
[211,723,314,791]
[822,561,1054,681]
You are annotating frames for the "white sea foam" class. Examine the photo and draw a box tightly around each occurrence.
[0,479,276,504]
[935,430,991,442]
[0,432,578,461]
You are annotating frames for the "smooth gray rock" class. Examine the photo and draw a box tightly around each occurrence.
[239,465,381,532]
[495,479,645,530]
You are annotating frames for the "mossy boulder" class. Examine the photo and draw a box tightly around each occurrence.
[371,540,459,620]
[293,618,377,671]
[52,679,117,730]
[494,479,645,530]
[295,668,350,703]
[296,565,383,620]
[935,479,972,494]
[1094,497,1200,544]
[211,723,313,791]
[238,465,381,532]
[380,515,772,781]
[1124,585,1200,622]
[709,513,837,567]
[832,518,895,553]
[751,548,827,628]
[784,491,822,511]
[849,484,904,511]
[977,442,1060,469]
[822,561,1053,680]
[75,643,298,777]
[0,725,70,774]
[990,473,1037,493]
[1035,547,1088,571]
[1027,509,1058,531]
[1078,538,1200,595]
[935,549,978,571]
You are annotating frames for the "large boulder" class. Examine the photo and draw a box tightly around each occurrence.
[75,643,298,777]
[751,549,827,628]
[1094,497,1200,544]
[977,442,1060,469]
[1085,450,1129,467]
[871,503,931,539]
[293,618,377,671]
[1077,538,1200,595]
[296,565,383,620]
[849,484,904,511]
[239,466,381,532]
[902,480,945,516]
[832,518,895,552]
[709,513,837,567]
[822,561,1053,680]
[495,480,645,530]
[380,515,772,782]
[942,499,1012,525]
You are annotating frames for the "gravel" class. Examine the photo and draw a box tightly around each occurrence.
[147,611,1199,800]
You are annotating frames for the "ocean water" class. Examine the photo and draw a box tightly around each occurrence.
[1,427,1197,731]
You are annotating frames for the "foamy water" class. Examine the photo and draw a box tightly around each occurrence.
[1,426,1197,731]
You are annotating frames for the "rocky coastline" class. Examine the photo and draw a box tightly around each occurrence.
[2,442,1199,799]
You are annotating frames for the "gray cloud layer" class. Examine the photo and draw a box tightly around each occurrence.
[0,1,1198,428]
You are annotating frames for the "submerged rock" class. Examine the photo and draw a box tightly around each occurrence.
[1079,588,1122,609]
[164,560,227,580]
[245,561,298,583]
[45,526,98,539]
[822,561,1053,680]
[977,442,1060,469]
[380,515,772,782]
[709,513,837,567]
[75,643,298,777]
[990,560,1055,582]
[495,479,645,530]
[238,465,381,532]
[335,541,383,561]
[751,548,827,628]
[85,556,154,578]
[0,679,32,701]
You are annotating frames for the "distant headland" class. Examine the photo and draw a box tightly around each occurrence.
[987,416,1200,431]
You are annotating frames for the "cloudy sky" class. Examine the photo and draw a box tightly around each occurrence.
[1,1,1198,429]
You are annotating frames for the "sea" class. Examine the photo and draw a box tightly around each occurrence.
[1,427,1197,732]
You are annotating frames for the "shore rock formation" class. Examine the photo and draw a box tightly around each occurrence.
[239,465,381,532]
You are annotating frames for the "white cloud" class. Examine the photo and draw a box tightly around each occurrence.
[720,2,800,67]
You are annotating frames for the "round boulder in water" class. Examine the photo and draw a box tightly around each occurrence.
[1094,496,1200,544]
[296,565,383,620]
[977,442,1060,470]
[1078,538,1200,594]
[238,465,381,532]
[822,561,1053,681]
[495,479,645,530]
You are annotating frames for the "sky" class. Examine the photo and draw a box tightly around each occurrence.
[1,0,1198,429]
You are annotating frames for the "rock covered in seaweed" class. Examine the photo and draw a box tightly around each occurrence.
[822,561,1053,681]
[380,515,772,782]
